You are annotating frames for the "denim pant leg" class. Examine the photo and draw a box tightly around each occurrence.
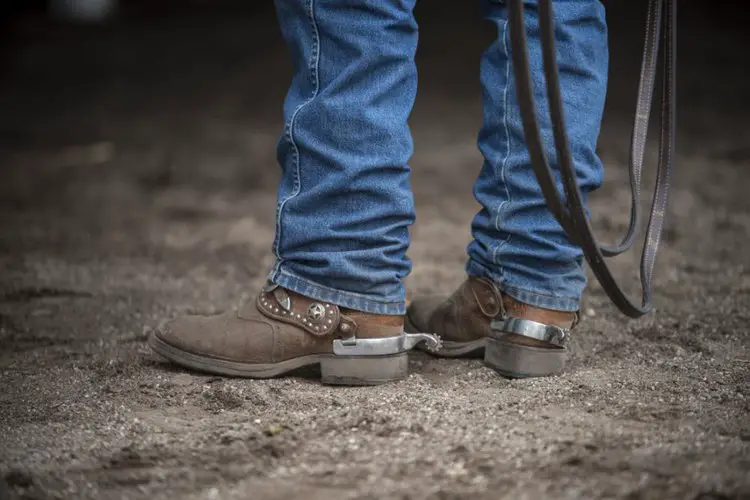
[467,0,608,312]
[269,0,418,315]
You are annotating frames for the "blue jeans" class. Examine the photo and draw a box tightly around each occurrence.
[269,0,607,315]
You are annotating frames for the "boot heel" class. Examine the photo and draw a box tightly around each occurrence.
[485,337,566,378]
[320,353,409,386]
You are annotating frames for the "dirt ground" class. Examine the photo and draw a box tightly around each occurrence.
[1,2,748,499]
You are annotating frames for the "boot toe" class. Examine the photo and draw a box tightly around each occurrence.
[153,311,275,363]
[154,314,209,352]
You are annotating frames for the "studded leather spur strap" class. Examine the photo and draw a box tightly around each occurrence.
[257,283,441,355]
[506,0,676,318]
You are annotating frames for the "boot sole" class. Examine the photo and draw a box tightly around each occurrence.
[420,338,486,358]
[484,336,566,378]
[148,333,408,386]
[405,313,566,377]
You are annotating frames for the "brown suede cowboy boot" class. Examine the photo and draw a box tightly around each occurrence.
[149,283,440,385]
[406,277,577,378]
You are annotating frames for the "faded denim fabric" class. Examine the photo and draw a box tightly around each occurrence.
[270,0,607,314]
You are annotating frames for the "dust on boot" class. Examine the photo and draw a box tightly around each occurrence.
[149,283,440,386]
[406,277,577,378]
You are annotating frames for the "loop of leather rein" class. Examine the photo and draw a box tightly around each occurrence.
[506,0,676,319]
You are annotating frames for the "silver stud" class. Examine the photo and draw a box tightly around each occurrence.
[314,326,320,332]
[340,323,351,333]
[307,303,326,321]
[327,319,332,324]
[296,313,301,319]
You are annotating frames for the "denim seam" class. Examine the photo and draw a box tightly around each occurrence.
[466,260,579,312]
[271,0,320,279]
[500,284,580,312]
[275,269,402,304]
[273,269,405,315]
[491,18,513,269]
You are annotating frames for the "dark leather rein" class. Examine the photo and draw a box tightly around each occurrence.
[506,0,676,318]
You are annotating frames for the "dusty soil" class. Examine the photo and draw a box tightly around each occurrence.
[1,3,748,499]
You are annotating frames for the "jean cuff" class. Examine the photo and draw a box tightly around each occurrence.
[268,267,406,315]
[466,259,580,312]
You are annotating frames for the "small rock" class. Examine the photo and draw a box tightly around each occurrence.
[172,374,194,386]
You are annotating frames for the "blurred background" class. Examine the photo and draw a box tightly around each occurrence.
[1,0,748,301]
[1,0,747,277]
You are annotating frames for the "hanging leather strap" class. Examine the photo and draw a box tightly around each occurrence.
[506,0,676,318]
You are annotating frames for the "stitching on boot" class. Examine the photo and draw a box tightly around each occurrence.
[471,278,502,318]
